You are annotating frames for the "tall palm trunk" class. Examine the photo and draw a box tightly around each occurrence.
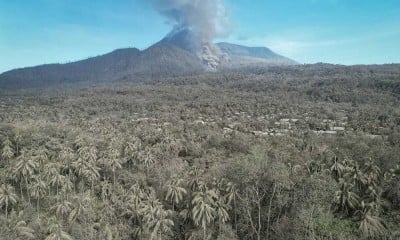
[113,171,116,187]
[37,199,40,220]
[257,200,261,240]
[25,176,31,205]
[267,182,277,240]
[20,181,24,201]
[233,196,237,233]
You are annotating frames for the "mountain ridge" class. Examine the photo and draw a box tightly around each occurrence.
[0,30,298,89]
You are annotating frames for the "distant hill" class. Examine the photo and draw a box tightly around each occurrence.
[0,29,298,90]
[0,44,203,89]
[0,48,141,89]
[217,42,298,67]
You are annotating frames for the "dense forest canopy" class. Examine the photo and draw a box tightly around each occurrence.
[0,64,400,239]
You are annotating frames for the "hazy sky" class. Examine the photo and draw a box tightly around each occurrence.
[1,0,399,73]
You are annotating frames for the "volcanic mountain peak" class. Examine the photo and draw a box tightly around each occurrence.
[158,28,229,70]
[160,27,201,53]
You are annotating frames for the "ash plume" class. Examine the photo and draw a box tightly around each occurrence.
[151,0,231,42]
[150,0,231,70]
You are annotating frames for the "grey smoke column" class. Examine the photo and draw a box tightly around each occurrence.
[151,0,231,42]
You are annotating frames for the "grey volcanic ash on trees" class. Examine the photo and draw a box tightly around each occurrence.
[151,0,231,70]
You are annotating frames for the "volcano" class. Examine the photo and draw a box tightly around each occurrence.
[157,27,230,70]
[157,28,296,69]
[0,29,297,89]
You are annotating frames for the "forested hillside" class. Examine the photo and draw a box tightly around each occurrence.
[0,65,400,239]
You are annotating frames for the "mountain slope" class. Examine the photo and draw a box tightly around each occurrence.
[0,45,204,89]
[0,30,297,89]
[131,43,203,77]
[217,42,298,67]
[157,27,202,54]
[0,48,141,89]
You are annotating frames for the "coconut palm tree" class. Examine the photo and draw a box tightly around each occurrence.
[107,156,123,186]
[30,175,48,216]
[356,201,386,238]
[71,157,88,194]
[140,149,155,176]
[165,178,187,210]
[225,182,239,231]
[364,160,382,188]
[13,220,35,240]
[330,157,345,179]
[13,131,22,156]
[0,184,18,218]
[100,181,113,203]
[142,203,174,240]
[61,177,74,199]
[214,195,230,233]
[71,157,85,180]
[2,137,14,166]
[75,142,99,193]
[124,137,142,156]
[52,198,73,220]
[59,145,75,179]
[74,136,86,151]
[82,163,100,193]
[139,188,160,213]
[123,139,141,170]
[192,188,217,240]
[35,145,49,174]
[364,160,381,175]
[120,184,144,233]
[335,179,360,215]
[13,149,38,203]
[385,165,400,209]
[137,190,162,238]
[92,220,114,240]
[68,193,91,225]
[45,217,74,240]
[46,163,64,197]
[3,214,36,240]
[77,144,97,165]
[344,163,368,192]
[188,167,204,191]
[211,178,226,195]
